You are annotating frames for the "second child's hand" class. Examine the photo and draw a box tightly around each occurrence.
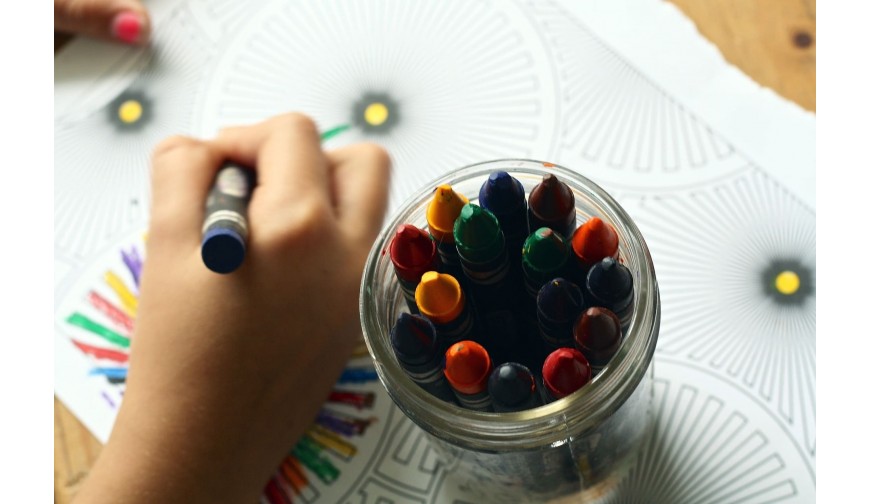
[55,0,151,45]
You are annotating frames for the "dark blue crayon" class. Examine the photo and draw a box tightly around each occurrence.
[453,204,525,364]
[537,278,587,352]
[390,313,458,404]
[201,162,255,274]
[479,171,529,269]
[487,362,543,412]
[586,257,634,330]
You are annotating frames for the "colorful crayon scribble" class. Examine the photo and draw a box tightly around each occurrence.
[64,237,380,504]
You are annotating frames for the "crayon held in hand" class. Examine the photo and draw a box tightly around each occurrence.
[573,307,623,373]
[444,340,494,411]
[389,224,440,313]
[201,162,255,274]
[541,347,592,403]
[390,313,457,404]
[487,362,542,412]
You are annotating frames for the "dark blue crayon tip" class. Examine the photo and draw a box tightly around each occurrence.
[586,257,633,312]
[488,362,541,412]
[201,228,246,274]
[390,313,438,365]
[479,171,525,214]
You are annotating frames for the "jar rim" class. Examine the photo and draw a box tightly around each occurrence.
[360,159,660,451]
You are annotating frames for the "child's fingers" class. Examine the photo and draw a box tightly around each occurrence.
[325,144,392,246]
[54,0,150,45]
[215,114,329,212]
[149,136,224,247]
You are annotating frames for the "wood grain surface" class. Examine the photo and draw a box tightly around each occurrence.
[53,1,816,502]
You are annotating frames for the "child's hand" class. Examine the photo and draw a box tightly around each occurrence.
[75,114,391,503]
[55,0,150,45]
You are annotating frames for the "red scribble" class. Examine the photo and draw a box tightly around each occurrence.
[328,390,375,409]
[72,339,129,364]
[88,291,134,335]
[263,477,292,504]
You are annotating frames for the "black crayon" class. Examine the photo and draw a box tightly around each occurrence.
[488,362,543,412]
[586,257,634,330]
[537,278,587,352]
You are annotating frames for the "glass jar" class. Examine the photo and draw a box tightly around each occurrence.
[360,159,660,502]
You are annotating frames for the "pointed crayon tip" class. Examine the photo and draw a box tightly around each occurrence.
[537,278,586,322]
[587,257,633,301]
[571,217,619,266]
[528,174,576,237]
[530,174,574,218]
[573,307,622,366]
[427,185,469,241]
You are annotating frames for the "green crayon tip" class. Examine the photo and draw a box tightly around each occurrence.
[453,204,504,261]
[522,227,570,277]
[320,124,351,142]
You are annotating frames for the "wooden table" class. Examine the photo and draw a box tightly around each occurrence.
[53,1,815,501]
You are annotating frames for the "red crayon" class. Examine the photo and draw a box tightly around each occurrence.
[541,348,592,403]
[444,340,494,411]
[571,217,619,271]
[573,307,623,373]
[389,224,440,313]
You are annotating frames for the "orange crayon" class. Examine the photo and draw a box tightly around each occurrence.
[571,216,619,272]
[444,340,494,411]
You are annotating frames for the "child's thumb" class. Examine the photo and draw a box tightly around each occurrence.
[54,0,151,45]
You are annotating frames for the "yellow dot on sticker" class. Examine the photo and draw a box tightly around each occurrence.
[775,270,800,295]
[118,100,143,124]
[364,102,389,126]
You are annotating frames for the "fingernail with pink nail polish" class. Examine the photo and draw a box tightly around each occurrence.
[111,11,146,44]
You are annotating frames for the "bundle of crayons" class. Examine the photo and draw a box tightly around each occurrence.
[388,171,635,412]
